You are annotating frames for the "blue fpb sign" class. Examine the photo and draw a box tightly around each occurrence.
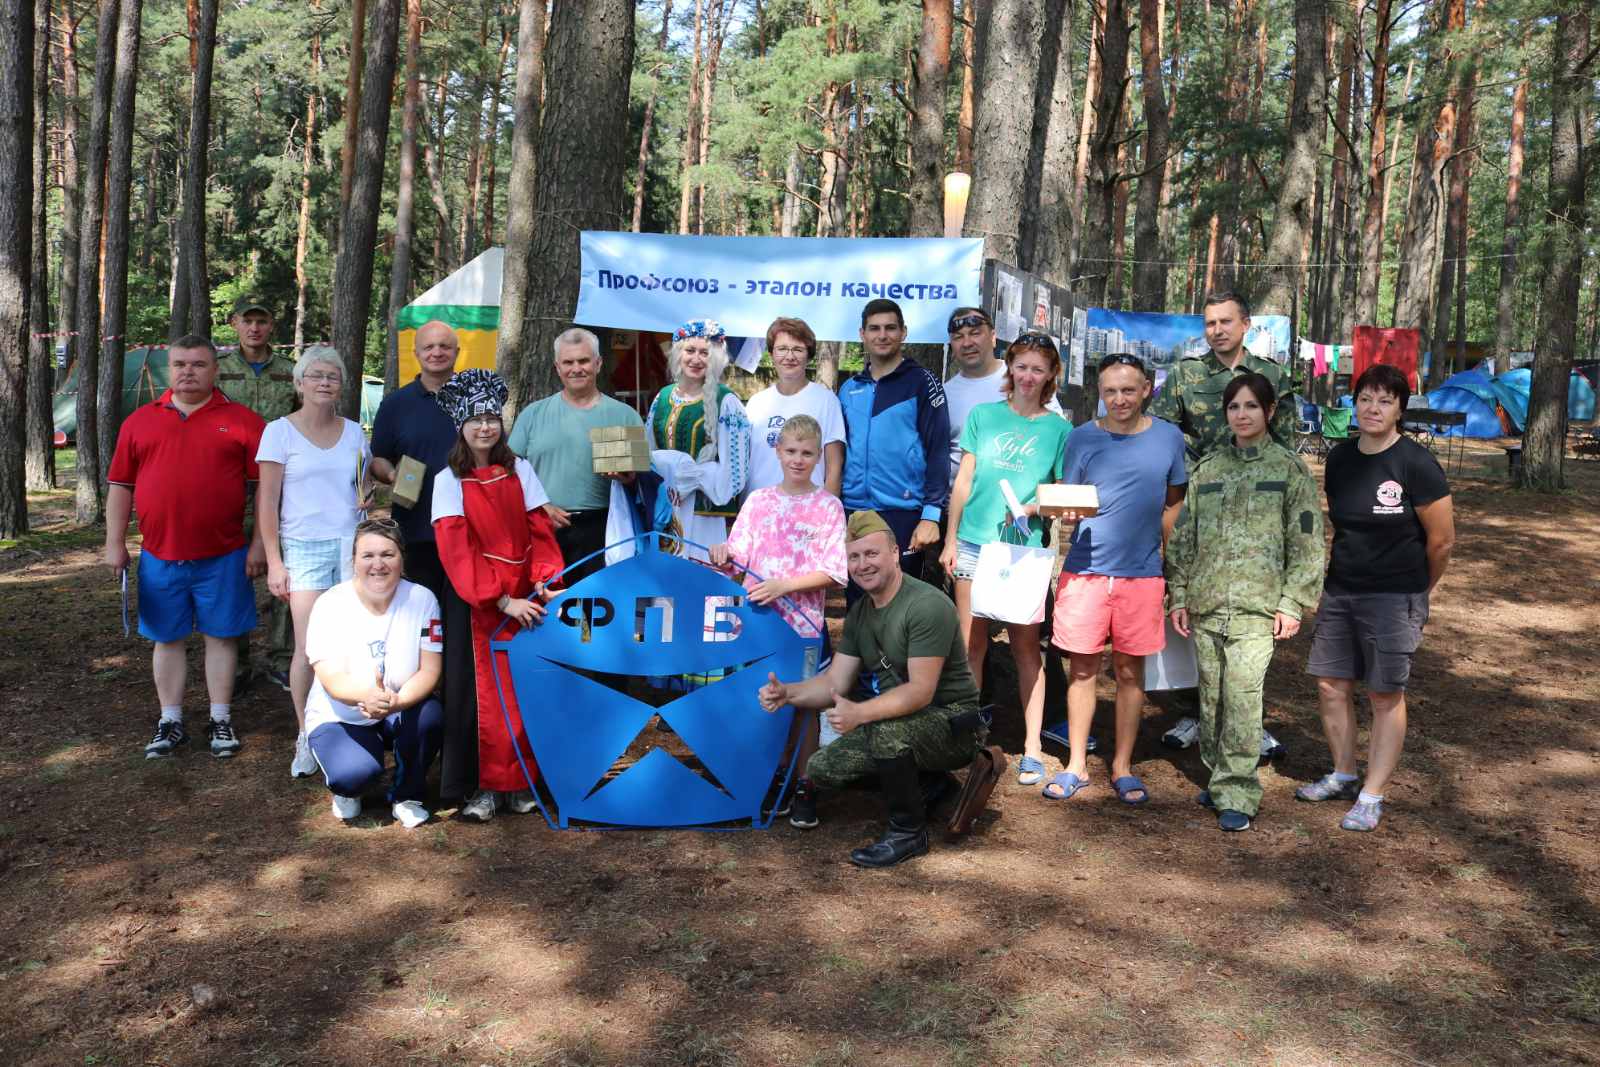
[490,538,822,829]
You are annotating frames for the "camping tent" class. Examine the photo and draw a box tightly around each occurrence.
[1493,368,1597,429]
[1425,370,1505,438]
[395,247,503,382]
[54,348,385,441]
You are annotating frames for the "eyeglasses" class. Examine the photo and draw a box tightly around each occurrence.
[302,372,342,384]
[947,313,991,333]
[1098,353,1147,373]
[464,414,502,427]
[771,345,809,357]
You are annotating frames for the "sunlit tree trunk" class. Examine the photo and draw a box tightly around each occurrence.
[1032,0,1076,283]
[1351,0,1391,328]
[95,0,140,481]
[335,0,367,255]
[1130,0,1169,310]
[384,0,420,392]
[955,0,975,172]
[55,6,80,369]
[1256,0,1327,318]
[676,0,703,235]
[695,0,729,234]
[906,0,951,238]
[293,21,321,354]
[966,0,1044,265]
[494,0,546,400]
[1075,0,1129,309]
[631,0,673,232]
[170,0,214,340]
[1491,39,1529,374]
[1069,0,1102,269]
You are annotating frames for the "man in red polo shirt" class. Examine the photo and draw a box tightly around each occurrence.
[105,335,268,759]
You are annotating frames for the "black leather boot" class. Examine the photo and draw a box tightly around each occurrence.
[850,753,929,868]
[920,770,960,816]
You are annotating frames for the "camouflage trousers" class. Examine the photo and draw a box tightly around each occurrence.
[806,703,984,791]
[1193,620,1276,816]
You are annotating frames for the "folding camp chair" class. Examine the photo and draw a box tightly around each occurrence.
[1319,406,1353,454]
[1294,401,1323,457]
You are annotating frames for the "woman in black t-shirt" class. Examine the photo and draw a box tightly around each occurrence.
[1301,364,1455,832]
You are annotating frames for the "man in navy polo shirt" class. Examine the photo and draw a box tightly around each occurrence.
[105,335,267,760]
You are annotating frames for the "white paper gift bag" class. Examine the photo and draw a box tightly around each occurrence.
[970,540,1054,626]
[1143,618,1199,691]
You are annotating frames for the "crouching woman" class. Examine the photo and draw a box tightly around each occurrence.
[305,518,444,828]
[1166,372,1325,832]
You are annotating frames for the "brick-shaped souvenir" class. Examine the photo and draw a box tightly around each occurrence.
[1035,483,1100,518]
[391,455,427,509]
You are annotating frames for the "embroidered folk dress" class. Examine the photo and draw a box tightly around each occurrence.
[646,383,752,560]
[432,457,564,792]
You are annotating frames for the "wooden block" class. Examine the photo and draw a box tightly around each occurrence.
[391,455,427,509]
[591,438,646,458]
[589,424,646,444]
[592,440,652,473]
[1035,483,1099,518]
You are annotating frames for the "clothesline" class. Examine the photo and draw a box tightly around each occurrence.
[1074,251,1516,270]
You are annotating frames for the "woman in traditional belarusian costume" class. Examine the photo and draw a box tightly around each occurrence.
[431,370,565,822]
[646,319,752,560]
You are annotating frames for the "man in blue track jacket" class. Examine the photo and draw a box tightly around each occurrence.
[839,298,950,593]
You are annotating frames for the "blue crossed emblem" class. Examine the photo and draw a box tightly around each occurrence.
[490,539,821,829]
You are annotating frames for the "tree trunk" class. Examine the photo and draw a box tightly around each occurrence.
[329,0,400,416]
[1108,103,1130,309]
[25,0,52,492]
[779,143,802,237]
[95,0,140,482]
[1391,0,1463,354]
[1351,0,1392,327]
[422,73,456,274]
[174,0,216,339]
[1213,0,1257,293]
[1255,0,1327,318]
[1313,2,1351,335]
[457,17,490,265]
[384,0,420,393]
[676,0,703,235]
[1334,0,1364,340]
[1522,7,1588,492]
[955,0,975,172]
[72,0,119,523]
[337,0,367,232]
[513,0,633,407]
[695,0,729,235]
[1491,42,1528,374]
[814,19,849,238]
[1014,0,1068,272]
[293,23,321,354]
[56,6,80,382]
[479,18,511,247]
[906,0,952,237]
[1447,59,1474,377]
[1032,0,1076,283]
[965,0,1045,264]
[1075,0,1130,310]
[630,0,672,232]
[1130,0,1169,310]
[493,0,545,399]
[0,0,36,538]
[1069,0,1103,269]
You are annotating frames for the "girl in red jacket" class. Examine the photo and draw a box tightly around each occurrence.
[431,370,564,822]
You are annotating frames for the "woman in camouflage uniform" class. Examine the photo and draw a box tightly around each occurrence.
[1166,372,1325,832]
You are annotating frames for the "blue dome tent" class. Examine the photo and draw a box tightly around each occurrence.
[1492,368,1597,431]
[1425,370,1505,437]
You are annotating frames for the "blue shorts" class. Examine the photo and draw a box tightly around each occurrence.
[283,536,351,592]
[138,546,258,643]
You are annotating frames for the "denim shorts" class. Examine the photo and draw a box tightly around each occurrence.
[283,536,352,592]
[951,539,983,581]
[1306,591,1430,692]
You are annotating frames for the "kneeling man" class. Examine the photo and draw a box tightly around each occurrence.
[759,510,994,868]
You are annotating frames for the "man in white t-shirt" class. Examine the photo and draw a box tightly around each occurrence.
[942,307,1063,480]
[743,317,846,495]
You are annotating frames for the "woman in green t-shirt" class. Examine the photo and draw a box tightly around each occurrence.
[940,333,1072,785]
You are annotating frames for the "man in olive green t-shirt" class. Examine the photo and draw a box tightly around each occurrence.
[759,510,989,868]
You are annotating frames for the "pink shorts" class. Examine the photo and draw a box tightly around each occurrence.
[1051,572,1167,656]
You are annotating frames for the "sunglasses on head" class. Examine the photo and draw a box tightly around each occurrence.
[947,313,991,333]
[1098,353,1147,373]
[1013,331,1057,351]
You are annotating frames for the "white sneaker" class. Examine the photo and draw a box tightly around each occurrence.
[1162,716,1201,750]
[290,732,319,778]
[461,789,497,822]
[1260,729,1287,760]
[504,789,537,814]
[391,800,429,829]
[331,794,362,821]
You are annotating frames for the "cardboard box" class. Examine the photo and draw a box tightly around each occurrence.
[1035,483,1099,518]
[590,424,647,444]
[391,455,427,510]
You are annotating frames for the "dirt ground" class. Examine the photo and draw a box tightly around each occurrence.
[3,439,1598,1067]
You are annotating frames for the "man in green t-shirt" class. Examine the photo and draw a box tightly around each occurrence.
[759,510,999,868]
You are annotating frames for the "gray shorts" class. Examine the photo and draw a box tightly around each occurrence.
[1306,591,1430,693]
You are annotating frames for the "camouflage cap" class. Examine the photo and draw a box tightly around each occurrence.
[846,509,895,544]
[230,294,274,319]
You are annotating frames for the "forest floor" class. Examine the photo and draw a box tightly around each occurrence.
[2,438,1599,1067]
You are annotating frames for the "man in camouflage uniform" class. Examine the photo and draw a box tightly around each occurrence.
[1151,290,1296,756]
[216,296,298,690]
[1165,425,1324,830]
[759,510,987,868]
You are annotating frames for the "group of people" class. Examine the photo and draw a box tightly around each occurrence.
[103,289,1454,867]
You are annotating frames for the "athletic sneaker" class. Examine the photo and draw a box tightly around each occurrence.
[290,732,319,778]
[788,779,819,830]
[391,800,429,829]
[1161,717,1200,749]
[331,794,362,821]
[1217,809,1252,832]
[503,790,538,814]
[1295,773,1360,803]
[1260,729,1287,760]
[264,668,291,693]
[1040,721,1099,753]
[461,789,498,822]
[206,720,241,758]
[1340,798,1384,832]
[144,720,189,759]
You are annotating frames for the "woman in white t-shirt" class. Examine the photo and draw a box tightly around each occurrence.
[305,519,443,827]
[256,345,372,780]
[742,317,846,495]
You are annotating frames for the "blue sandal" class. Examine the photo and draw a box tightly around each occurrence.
[1042,771,1088,800]
[1016,755,1045,786]
[1111,775,1150,806]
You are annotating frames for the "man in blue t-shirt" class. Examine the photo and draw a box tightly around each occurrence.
[1043,353,1186,807]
